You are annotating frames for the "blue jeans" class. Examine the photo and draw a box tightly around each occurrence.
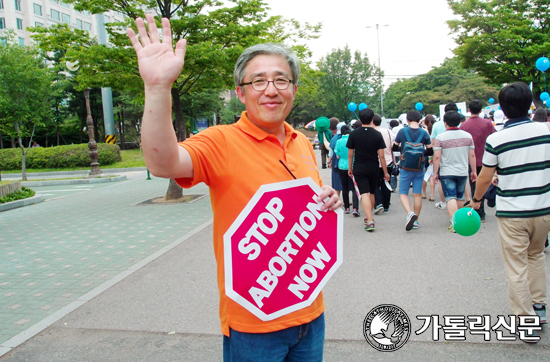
[440,175,467,201]
[223,313,325,362]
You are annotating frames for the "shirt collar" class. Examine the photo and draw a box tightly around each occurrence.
[503,116,531,128]
[236,111,298,141]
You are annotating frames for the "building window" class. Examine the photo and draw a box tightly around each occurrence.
[35,21,44,27]
[51,9,60,21]
[0,17,5,30]
[75,18,82,29]
[61,1,68,7]
[0,0,4,10]
[16,18,23,30]
[84,21,91,31]
[0,38,7,46]
[33,3,42,15]
[83,10,90,17]
[14,0,21,10]
[61,13,70,24]
[50,0,58,3]
[18,37,24,46]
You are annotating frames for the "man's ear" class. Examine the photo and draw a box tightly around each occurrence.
[236,86,246,104]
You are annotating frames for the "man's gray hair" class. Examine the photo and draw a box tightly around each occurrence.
[234,43,300,87]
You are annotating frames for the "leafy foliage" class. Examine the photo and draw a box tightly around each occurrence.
[0,144,121,170]
[317,45,380,121]
[0,187,36,204]
[384,58,500,117]
[447,0,550,103]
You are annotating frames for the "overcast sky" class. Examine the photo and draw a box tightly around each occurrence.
[266,0,459,89]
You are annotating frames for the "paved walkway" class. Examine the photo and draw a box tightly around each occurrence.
[0,176,212,350]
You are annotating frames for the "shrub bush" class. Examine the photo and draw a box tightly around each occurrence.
[0,186,35,204]
[0,144,121,170]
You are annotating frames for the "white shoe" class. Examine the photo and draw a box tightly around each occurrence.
[435,201,447,210]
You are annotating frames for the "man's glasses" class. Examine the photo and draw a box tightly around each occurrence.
[239,78,293,91]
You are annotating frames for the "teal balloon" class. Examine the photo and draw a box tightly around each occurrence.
[358,103,368,111]
[536,57,550,72]
[488,98,494,104]
[415,102,423,111]
[541,92,550,102]
[348,102,357,112]
[452,208,481,237]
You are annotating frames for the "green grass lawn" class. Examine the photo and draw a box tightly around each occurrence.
[2,149,146,174]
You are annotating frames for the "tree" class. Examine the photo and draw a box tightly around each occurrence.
[31,0,319,198]
[447,0,550,104]
[0,35,54,180]
[317,45,380,121]
[384,57,500,117]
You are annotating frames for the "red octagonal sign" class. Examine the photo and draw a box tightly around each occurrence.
[224,177,343,321]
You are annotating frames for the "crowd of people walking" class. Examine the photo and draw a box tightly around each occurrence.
[322,84,549,342]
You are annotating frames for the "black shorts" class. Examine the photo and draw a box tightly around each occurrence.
[353,166,379,195]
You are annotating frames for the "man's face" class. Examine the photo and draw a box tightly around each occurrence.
[236,55,297,129]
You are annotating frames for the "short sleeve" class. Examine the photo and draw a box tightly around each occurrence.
[394,129,404,144]
[175,127,229,188]
[482,140,498,167]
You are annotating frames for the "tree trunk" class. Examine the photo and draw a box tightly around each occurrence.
[0,131,3,149]
[165,178,183,200]
[172,88,187,142]
[11,136,15,148]
[15,122,27,181]
[119,113,126,150]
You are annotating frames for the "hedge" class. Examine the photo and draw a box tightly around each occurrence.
[0,144,122,170]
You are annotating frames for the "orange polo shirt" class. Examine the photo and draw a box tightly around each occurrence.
[175,112,324,336]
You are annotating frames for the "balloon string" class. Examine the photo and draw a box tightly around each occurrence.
[467,208,473,216]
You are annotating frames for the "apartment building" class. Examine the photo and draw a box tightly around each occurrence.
[0,0,124,46]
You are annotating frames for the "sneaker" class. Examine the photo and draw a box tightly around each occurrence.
[534,304,548,324]
[384,208,390,213]
[447,224,456,233]
[374,204,384,215]
[413,221,419,229]
[405,212,418,231]
[345,208,350,214]
[365,221,375,232]
[352,209,360,217]
[435,201,447,210]
[480,215,486,223]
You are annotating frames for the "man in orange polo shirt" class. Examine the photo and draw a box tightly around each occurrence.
[128,15,341,362]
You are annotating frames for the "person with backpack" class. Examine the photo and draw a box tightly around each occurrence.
[392,110,433,231]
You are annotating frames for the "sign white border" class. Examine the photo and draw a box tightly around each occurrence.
[223,177,344,321]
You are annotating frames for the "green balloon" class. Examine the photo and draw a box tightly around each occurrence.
[315,117,330,132]
[452,208,481,237]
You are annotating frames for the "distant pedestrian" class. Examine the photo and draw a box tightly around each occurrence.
[460,100,496,223]
[372,113,395,214]
[347,108,389,232]
[432,111,477,232]
[472,82,550,342]
[335,125,359,216]
[533,108,548,122]
[431,103,458,209]
[393,110,433,231]
[328,121,345,198]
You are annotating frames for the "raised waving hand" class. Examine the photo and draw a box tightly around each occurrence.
[127,14,187,88]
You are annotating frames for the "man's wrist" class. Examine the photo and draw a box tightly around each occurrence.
[472,196,482,203]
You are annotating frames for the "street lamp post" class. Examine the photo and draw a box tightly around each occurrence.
[84,88,102,176]
[366,24,389,117]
